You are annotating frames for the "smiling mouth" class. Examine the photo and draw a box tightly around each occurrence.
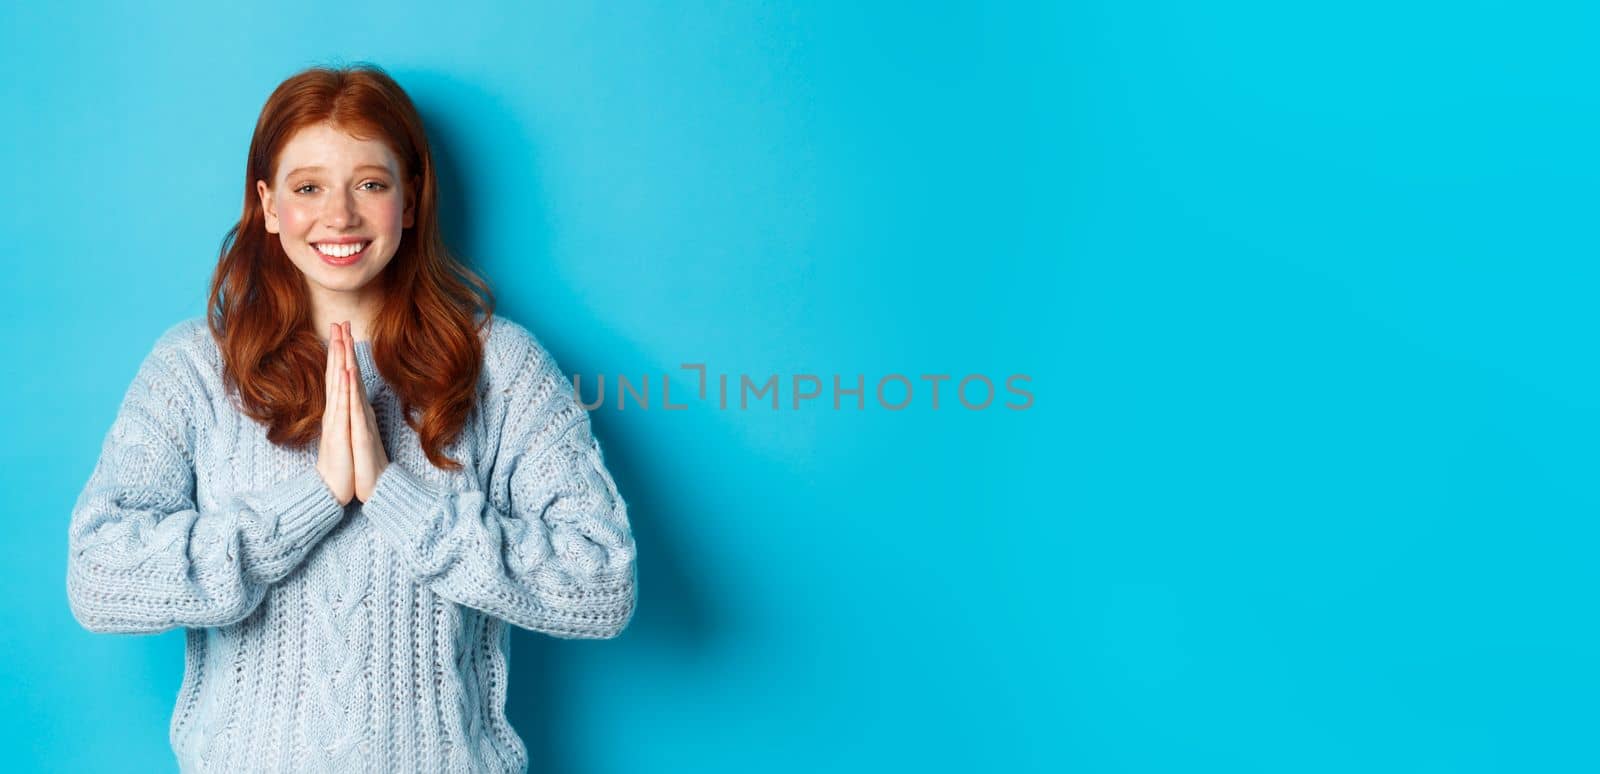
[314,241,370,265]
[314,240,370,257]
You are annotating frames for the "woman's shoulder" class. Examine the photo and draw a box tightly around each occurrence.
[480,314,565,386]
[136,315,216,381]
[110,317,221,424]
[477,315,586,439]
[151,315,210,353]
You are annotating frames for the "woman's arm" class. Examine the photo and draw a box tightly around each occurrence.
[360,333,636,639]
[66,326,346,634]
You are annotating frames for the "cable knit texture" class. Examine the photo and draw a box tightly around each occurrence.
[66,315,637,774]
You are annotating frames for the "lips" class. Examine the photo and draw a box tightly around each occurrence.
[314,240,370,266]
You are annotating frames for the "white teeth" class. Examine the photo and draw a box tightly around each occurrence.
[315,241,368,258]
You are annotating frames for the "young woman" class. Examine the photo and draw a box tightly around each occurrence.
[66,63,636,773]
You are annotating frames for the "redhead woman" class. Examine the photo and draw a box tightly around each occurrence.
[66,63,636,774]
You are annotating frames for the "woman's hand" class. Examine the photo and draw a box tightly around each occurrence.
[340,321,390,502]
[317,322,356,505]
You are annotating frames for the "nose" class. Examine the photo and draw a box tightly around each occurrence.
[322,188,361,228]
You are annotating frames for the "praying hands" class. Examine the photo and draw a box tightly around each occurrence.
[316,321,390,505]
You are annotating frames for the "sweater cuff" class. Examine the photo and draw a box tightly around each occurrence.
[362,463,446,547]
[260,469,345,549]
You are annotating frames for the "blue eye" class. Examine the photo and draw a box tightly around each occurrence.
[294,184,317,194]
[361,181,388,191]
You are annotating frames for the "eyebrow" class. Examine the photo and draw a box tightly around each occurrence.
[283,164,394,179]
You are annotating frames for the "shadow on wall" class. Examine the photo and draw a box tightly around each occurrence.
[409,70,723,772]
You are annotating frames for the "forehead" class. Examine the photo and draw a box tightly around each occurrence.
[276,123,399,179]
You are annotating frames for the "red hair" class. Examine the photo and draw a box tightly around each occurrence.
[207,62,495,472]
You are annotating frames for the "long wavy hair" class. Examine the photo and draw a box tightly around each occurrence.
[207,63,494,472]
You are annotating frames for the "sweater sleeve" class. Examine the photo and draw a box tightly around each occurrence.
[360,334,636,639]
[66,330,346,634]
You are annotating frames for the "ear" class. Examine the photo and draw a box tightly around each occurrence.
[256,180,280,234]
[402,177,417,229]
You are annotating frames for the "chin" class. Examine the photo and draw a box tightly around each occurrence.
[310,273,372,293]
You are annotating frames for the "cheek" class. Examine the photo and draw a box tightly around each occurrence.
[371,199,406,230]
[278,205,316,235]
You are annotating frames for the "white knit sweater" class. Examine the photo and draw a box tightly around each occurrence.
[66,315,637,773]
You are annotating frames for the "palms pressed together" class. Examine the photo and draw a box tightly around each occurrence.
[317,321,390,505]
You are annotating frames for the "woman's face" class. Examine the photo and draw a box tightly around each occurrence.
[256,122,415,297]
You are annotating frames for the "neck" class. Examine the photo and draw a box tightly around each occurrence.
[307,284,383,344]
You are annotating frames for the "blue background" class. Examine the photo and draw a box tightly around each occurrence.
[3,1,1590,772]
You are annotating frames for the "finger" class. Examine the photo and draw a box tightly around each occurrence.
[347,368,361,436]
[331,321,341,367]
[348,363,369,451]
[344,324,373,408]
[335,360,351,441]
[322,324,340,432]
[343,321,356,381]
[341,324,354,391]
[338,323,351,399]
[325,323,340,405]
